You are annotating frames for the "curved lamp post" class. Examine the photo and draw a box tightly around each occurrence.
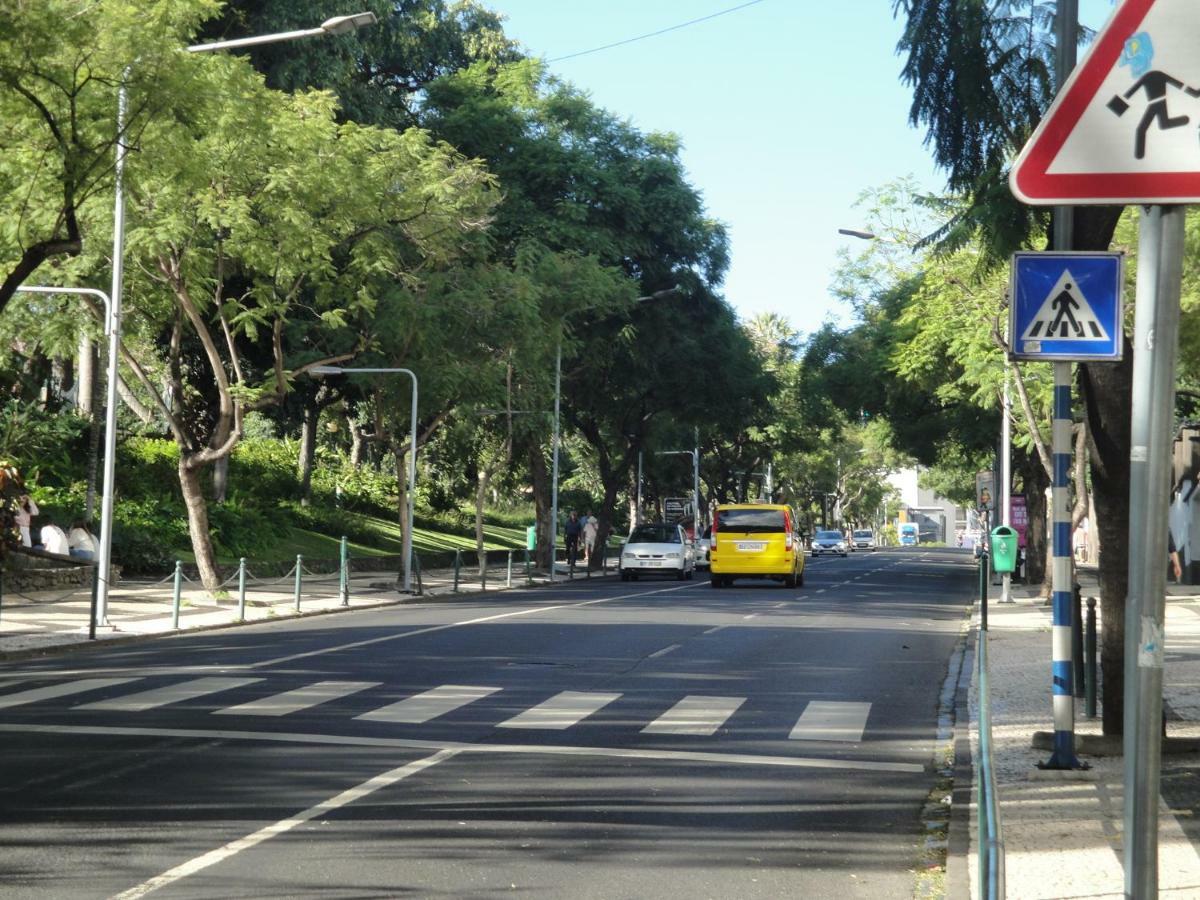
[310,366,418,593]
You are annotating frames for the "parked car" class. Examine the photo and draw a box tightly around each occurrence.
[709,504,805,588]
[619,523,695,581]
[811,529,849,557]
[693,526,712,569]
[851,529,876,551]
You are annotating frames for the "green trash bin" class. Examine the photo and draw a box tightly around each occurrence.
[526,525,537,551]
[990,525,1019,574]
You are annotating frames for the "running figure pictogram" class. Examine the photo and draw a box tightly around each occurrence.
[1107,32,1200,159]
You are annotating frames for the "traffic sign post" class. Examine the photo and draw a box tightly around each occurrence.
[1009,0,1195,892]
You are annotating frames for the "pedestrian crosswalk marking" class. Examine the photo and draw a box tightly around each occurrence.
[215,681,379,717]
[76,677,263,712]
[642,696,745,736]
[497,690,621,730]
[356,685,499,724]
[1,679,885,746]
[1020,269,1111,342]
[789,701,872,743]
[0,677,142,709]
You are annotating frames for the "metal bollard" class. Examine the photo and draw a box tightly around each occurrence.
[415,553,423,596]
[294,555,303,611]
[89,564,99,640]
[453,549,461,592]
[172,561,182,630]
[237,558,247,622]
[481,552,488,592]
[1085,597,1098,718]
[339,536,349,607]
[979,552,989,631]
[1072,583,1084,699]
[507,550,513,588]
[524,548,532,584]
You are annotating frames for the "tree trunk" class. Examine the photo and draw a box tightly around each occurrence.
[179,458,222,591]
[475,464,493,576]
[528,441,551,568]
[1020,448,1050,587]
[212,456,229,504]
[1080,351,1133,735]
[76,333,94,417]
[298,396,319,506]
[350,423,366,468]
[84,346,104,522]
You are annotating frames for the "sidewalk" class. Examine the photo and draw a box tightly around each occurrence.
[964,573,1200,898]
[0,557,614,659]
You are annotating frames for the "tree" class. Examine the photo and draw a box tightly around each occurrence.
[895,0,1129,733]
[0,0,218,312]
[112,53,496,588]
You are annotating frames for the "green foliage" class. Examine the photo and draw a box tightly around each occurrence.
[111,498,190,573]
[0,403,89,484]
[117,439,181,501]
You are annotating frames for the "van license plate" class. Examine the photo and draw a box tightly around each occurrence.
[737,542,766,551]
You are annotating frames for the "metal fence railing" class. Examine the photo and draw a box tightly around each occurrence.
[0,537,625,642]
[977,554,1005,899]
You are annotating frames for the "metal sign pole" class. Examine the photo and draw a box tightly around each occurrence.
[1124,204,1185,899]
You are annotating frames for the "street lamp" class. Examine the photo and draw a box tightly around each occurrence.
[656,446,700,541]
[548,284,684,580]
[310,366,417,593]
[14,286,116,629]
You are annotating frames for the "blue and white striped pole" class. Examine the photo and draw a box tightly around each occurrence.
[1044,361,1081,769]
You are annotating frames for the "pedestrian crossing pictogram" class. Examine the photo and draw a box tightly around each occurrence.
[1019,269,1112,342]
[0,676,876,745]
[1009,251,1124,361]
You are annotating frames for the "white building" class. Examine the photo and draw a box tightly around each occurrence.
[887,467,968,545]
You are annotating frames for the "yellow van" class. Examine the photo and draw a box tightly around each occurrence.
[709,503,805,588]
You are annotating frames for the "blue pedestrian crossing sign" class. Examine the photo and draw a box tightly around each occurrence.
[1009,251,1125,361]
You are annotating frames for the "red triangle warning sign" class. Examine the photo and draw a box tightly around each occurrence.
[1011,0,1200,205]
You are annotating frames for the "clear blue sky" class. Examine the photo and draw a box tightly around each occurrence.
[487,1,1117,335]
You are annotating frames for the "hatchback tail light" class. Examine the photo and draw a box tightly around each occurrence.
[784,510,794,550]
[711,510,718,536]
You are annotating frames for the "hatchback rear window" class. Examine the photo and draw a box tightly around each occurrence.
[816,531,843,540]
[853,531,873,538]
[628,525,680,544]
[718,509,786,533]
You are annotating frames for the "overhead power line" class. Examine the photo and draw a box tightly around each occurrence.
[546,0,770,63]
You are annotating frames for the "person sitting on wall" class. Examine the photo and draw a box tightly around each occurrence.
[68,520,97,560]
[40,522,70,556]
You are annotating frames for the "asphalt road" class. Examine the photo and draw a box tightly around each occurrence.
[0,547,974,899]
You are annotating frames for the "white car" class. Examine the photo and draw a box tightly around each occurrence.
[850,529,876,551]
[693,525,712,569]
[620,523,696,581]
[811,529,849,557]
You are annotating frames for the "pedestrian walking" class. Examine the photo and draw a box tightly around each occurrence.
[564,510,583,574]
[582,511,598,565]
[14,494,37,547]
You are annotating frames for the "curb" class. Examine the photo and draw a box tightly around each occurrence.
[945,608,979,900]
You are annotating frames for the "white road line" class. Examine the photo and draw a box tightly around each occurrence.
[0,723,923,773]
[110,748,458,900]
[642,695,745,736]
[214,681,379,717]
[77,677,262,712]
[742,613,759,620]
[253,583,696,669]
[0,677,141,709]
[815,589,826,594]
[702,625,728,635]
[789,701,872,743]
[356,684,499,724]
[647,643,682,659]
[497,690,621,730]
